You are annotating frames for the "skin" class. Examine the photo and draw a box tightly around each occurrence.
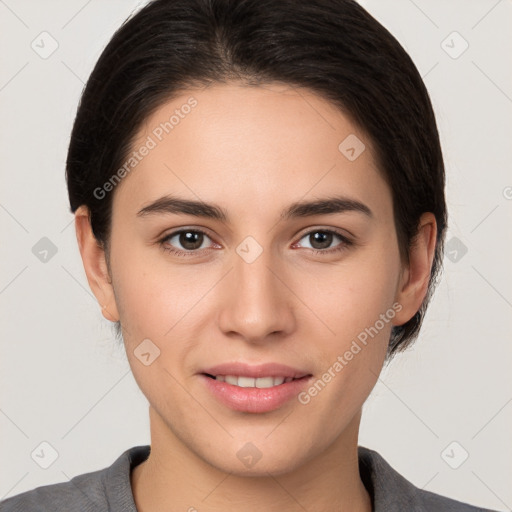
[75,82,437,512]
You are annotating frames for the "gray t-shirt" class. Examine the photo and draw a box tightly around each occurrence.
[0,445,498,511]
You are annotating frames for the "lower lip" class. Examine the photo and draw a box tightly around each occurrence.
[199,374,313,413]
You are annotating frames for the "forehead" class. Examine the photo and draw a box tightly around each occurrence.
[111,82,391,221]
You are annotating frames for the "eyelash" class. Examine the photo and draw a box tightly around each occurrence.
[159,228,354,258]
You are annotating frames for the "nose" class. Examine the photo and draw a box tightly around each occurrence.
[217,246,296,344]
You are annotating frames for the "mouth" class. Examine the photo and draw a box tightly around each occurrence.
[198,362,313,412]
[199,367,314,413]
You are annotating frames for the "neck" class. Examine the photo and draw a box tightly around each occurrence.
[131,407,372,512]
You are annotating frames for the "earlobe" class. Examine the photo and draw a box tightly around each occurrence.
[393,213,437,326]
[74,205,120,323]
[101,304,119,323]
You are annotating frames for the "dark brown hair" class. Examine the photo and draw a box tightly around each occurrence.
[66,0,447,359]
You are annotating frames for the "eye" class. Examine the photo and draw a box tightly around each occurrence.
[294,229,353,255]
[159,228,216,257]
[159,227,354,258]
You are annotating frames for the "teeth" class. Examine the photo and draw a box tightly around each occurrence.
[215,375,294,388]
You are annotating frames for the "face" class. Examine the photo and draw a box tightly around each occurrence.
[80,82,427,476]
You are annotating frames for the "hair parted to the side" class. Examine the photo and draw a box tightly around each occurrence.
[65,0,447,360]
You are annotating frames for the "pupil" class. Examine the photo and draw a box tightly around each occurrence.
[312,231,332,249]
[181,231,202,250]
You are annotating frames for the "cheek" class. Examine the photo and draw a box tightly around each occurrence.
[294,280,394,433]
[113,264,204,337]
[299,247,401,344]
[293,244,400,402]
[109,254,206,403]
[110,242,225,364]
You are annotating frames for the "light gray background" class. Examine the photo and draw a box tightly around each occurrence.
[1,0,511,510]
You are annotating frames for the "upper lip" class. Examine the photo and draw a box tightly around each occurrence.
[200,362,311,379]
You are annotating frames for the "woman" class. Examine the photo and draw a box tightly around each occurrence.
[0,0,499,510]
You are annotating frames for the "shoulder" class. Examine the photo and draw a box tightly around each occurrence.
[0,445,150,512]
[0,473,105,512]
[358,446,498,512]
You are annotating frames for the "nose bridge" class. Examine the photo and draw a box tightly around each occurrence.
[236,245,277,302]
[218,239,294,341]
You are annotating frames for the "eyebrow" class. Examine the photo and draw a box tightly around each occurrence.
[136,194,373,221]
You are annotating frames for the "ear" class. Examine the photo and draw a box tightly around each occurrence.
[74,205,120,323]
[393,212,437,326]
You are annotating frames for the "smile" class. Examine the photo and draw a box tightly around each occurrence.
[205,374,297,388]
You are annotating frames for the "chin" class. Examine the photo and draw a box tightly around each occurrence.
[202,442,309,477]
